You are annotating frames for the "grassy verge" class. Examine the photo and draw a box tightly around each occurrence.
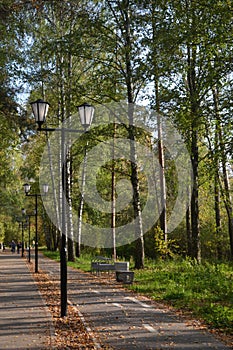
[43,250,92,272]
[130,258,233,335]
[42,250,233,335]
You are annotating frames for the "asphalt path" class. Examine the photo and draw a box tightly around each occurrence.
[38,254,231,350]
[0,252,54,349]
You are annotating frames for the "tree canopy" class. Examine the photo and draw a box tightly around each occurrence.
[0,0,232,262]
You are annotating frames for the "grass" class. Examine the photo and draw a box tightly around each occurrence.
[130,258,233,334]
[42,250,233,335]
[43,250,92,272]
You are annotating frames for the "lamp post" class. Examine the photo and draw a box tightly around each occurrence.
[16,214,26,256]
[22,209,35,263]
[21,220,24,257]
[27,215,31,262]
[21,208,27,257]
[30,98,94,318]
[23,183,48,273]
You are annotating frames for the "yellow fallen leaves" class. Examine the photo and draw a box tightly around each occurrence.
[28,264,102,349]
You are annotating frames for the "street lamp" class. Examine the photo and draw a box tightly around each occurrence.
[16,213,27,256]
[22,208,35,263]
[30,99,94,132]
[21,222,25,257]
[21,208,27,257]
[30,99,50,129]
[23,183,48,273]
[30,98,94,317]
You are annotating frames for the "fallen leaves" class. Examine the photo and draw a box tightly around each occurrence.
[28,264,104,349]
[27,262,233,349]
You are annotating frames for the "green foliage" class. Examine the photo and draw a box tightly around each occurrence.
[1,0,233,263]
[0,216,20,244]
[154,226,178,259]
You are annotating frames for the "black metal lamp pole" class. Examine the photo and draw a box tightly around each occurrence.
[23,184,48,273]
[21,221,24,257]
[22,208,26,258]
[28,215,31,262]
[60,125,67,316]
[30,99,94,318]
[22,209,35,263]
[35,194,38,272]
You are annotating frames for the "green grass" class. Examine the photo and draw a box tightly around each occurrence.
[43,250,93,272]
[43,250,60,262]
[130,258,233,334]
[42,250,233,335]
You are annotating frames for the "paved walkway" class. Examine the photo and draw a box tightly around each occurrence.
[0,251,54,350]
[0,250,231,349]
[38,254,232,350]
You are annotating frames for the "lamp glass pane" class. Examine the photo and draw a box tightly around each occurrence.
[31,99,49,124]
[43,184,49,193]
[23,183,31,193]
[85,105,94,126]
[78,103,94,127]
[31,102,40,122]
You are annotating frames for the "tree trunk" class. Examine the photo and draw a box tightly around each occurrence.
[190,126,201,262]
[66,32,75,262]
[150,1,167,245]
[156,81,167,240]
[129,121,145,269]
[187,41,201,262]
[124,1,144,269]
[212,86,233,258]
[76,146,88,258]
[214,171,222,259]
[111,121,117,261]
[67,150,75,262]
[212,87,223,259]
[186,194,192,257]
[222,173,233,259]
[218,119,233,258]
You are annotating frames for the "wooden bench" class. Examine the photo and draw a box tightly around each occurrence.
[91,256,115,275]
[91,257,133,283]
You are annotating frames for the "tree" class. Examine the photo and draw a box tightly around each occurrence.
[3,0,233,263]
[104,0,152,268]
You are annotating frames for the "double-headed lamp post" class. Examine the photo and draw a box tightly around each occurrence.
[30,98,94,318]
[23,183,48,273]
